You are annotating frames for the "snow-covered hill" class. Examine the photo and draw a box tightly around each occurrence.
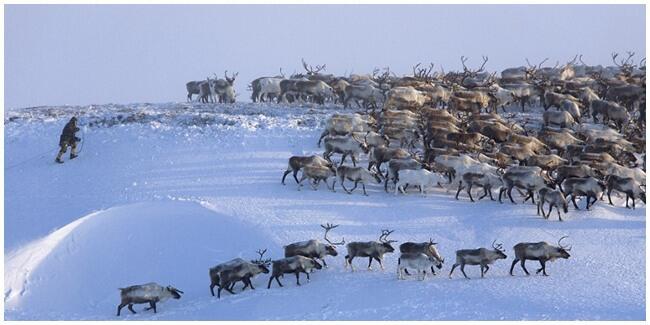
[4,102,646,320]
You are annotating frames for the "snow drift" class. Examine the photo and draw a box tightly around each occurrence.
[5,201,273,320]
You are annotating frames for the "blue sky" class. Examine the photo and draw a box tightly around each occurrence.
[5,4,645,108]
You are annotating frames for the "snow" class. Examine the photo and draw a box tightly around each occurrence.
[4,102,646,320]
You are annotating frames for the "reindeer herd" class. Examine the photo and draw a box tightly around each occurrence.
[124,54,644,316]
[118,224,573,316]
[275,54,645,221]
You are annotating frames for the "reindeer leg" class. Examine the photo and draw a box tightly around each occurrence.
[508,187,516,204]
[455,181,464,200]
[478,187,488,200]
[351,155,357,167]
[509,259,519,276]
[128,304,136,314]
[377,256,385,271]
[281,169,291,185]
[460,264,470,279]
[210,283,216,297]
[538,260,548,276]
[362,183,368,196]
[349,180,358,193]
[340,153,347,167]
[520,259,530,275]
[546,205,554,219]
[295,272,301,286]
[480,264,485,278]
[341,180,351,194]
[467,183,475,202]
[607,188,615,205]
[484,264,490,275]
[117,303,127,316]
[585,195,593,210]
[367,256,373,270]
[449,263,459,278]
[570,194,580,210]
[267,276,274,289]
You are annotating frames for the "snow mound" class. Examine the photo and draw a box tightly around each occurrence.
[4,200,273,320]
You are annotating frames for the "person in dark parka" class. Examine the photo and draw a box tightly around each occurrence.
[55,116,81,163]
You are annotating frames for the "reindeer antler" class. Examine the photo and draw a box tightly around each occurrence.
[321,223,345,245]
[301,58,326,75]
[492,239,504,251]
[478,55,489,72]
[379,229,397,243]
[558,236,572,251]
[460,56,469,73]
[253,248,272,266]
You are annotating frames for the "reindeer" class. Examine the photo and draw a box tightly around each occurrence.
[498,167,552,204]
[345,230,397,272]
[251,73,283,102]
[186,79,210,102]
[116,283,183,316]
[510,236,571,276]
[267,256,323,288]
[605,175,646,209]
[395,168,446,195]
[397,253,442,280]
[284,223,345,267]
[209,258,246,296]
[537,187,569,221]
[213,71,238,103]
[335,165,382,195]
[282,155,333,185]
[368,147,411,173]
[216,249,271,298]
[455,171,503,202]
[322,135,369,167]
[297,165,337,191]
[561,176,606,210]
[449,240,507,279]
[384,157,424,192]
[399,239,445,275]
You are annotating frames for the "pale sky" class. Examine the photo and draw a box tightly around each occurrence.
[5,4,646,109]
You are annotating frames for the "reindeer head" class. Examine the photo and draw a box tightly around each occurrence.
[525,57,548,80]
[302,58,326,76]
[612,51,636,77]
[427,238,444,266]
[165,286,184,299]
[251,248,272,273]
[491,240,508,259]
[321,223,345,255]
[224,70,238,86]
